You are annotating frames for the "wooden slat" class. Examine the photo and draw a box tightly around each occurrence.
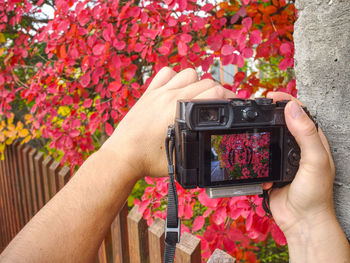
[29,148,38,215]
[12,141,26,229]
[0,153,5,249]
[58,166,70,190]
[4,146,16,240]
[8,143,22,234]
[112,203,129,263]
[16,144,29,224]
[41,156,53,203]
[0,147,10,244]
[48,161,60,198]
[103,228,113,263]
[148,218,165,263]
[127,205,149,263]
[176,232,201,263]
[22,146,34,219]
[97,241,107,263]
[207,249,235,263]
[34,151,44,210]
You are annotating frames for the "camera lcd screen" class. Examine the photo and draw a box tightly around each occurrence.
[210,132,270,182]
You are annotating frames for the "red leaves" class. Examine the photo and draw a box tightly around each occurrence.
[102,24,114,42]
[192,17,205,32]
[107,81,122,92]
[221,44,235,56]
[270,221,287,245]
[212,207,227,225]
[92,43,106,56]
[193,216,205,231]
[104,122,114,136]
[83,99,93,108]
[250,30,262,45]
[279,42,293,56]
[279,58,294,71]
[80,72,91,88]
[113,40,126,51]
[6,1,296,260]
[242,47,253,58]
[123,64,137,81]
[59,44,67,59]
[180,33,192,43]
[62,95,73,105]
[208,34,223,52]
[234,71,246,83]
[178,41,189,57]
[159,41,173,56]
[242,17,252,30]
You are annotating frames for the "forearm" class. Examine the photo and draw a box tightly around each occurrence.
[286,212,350,263]
[0,149,137,263]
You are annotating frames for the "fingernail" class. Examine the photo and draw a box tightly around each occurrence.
[290,101,303,119]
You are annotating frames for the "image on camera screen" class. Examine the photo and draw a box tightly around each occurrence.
[210,132,270,182]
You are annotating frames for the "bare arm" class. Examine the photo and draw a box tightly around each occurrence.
[0,67,233,262]
[0,149,137,262]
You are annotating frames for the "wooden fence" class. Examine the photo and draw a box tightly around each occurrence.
[0,142,235,262]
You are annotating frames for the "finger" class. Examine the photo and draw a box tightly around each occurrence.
[266,91,305,106]
[163,68,198,90]
[262,182,273,190]
[284,101,329,170]
[267,91,294,102]
[192,85,237,100]
[146,67,177,93]
[177,79,218,99]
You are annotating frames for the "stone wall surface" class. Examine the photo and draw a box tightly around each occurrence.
[294,0,350,237]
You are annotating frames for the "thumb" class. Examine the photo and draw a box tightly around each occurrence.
[285,101,328,167]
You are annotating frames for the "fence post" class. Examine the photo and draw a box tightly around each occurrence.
[111,202,129,263]
[175,232,201,263]
[8,143,23,233]
[22,146,34,218]
[49,161,60,198]
[127,205,149,263]
[11,142,26,229]
[41,156,53,203]
[4,145,17,239]
[29,148,38,215]
[96,241,107,263]
[34,151,44,210]
[0,146,11,244]
[148,218,165,263]
[58,166,71,190]
[0,152,5,250]
[16,144,30,223]
[207,249,235,263]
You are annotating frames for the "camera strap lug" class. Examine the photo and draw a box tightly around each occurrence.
[164,125,180,263]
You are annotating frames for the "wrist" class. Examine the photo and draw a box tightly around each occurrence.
[284,210,350,262]
[94,147,143,183]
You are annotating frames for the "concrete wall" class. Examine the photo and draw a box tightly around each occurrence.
[294,0,350,238]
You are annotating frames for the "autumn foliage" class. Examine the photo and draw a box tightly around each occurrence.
[0,0,296,261]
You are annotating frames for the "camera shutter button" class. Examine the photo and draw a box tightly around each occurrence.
[243,108,259,121]
[255,98,273,105]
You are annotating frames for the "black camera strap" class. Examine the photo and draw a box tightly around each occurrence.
[164,125,180,263]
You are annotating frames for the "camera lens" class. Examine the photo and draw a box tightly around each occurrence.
[199,108,219,123]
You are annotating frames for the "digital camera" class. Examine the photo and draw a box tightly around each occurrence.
[174,98,314,198]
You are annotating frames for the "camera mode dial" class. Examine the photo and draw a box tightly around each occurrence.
[243,107,259,121]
